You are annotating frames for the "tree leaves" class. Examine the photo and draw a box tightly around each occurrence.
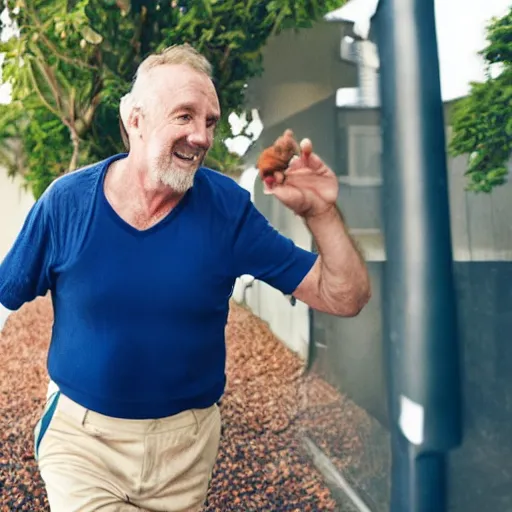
[80,25,103,44]
[0,0,346,198]
[449,7,512,193]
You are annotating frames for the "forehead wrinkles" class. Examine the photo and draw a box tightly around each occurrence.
[148,66,220,116]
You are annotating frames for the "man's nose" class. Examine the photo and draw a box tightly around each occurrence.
[188,123,211,149]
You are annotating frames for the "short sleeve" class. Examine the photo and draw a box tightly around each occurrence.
[0,193,55,310]
[231,194,318,295]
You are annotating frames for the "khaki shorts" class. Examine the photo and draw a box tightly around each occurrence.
[34,392,221,512]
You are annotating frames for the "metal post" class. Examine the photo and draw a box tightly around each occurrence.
[372,0,463,510]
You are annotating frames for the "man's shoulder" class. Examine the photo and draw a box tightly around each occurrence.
[196,167,250,201]
[196,167,242,189]
[39,155,118,225]
[44,157,111,200]
[195,167,250,217]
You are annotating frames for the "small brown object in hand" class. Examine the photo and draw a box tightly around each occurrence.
[257,129,299,187]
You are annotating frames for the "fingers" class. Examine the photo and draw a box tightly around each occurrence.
[276,171,286,184]
[279,171,326,190]
[287,155,301,170]
[263,170,285,193]
[286,137,316,169]
[275,130,311,157]
[266,131,324,175]
[264,169,329,196]
[287,153,327,174]
[300,138,313,159]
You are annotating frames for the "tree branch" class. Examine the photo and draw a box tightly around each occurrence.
[27,61,63,120]
[25,6,99,71]
[78,91,102,136]
[219,46,231,70]
[68,126,80,173]
[31,55,64,112]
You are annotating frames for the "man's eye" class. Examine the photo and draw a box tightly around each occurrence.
[179,114,191,121]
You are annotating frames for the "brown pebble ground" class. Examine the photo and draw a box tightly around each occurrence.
[0,297,357,511]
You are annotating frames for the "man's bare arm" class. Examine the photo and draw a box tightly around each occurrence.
[259,130,371,317]
[293,206,370,317]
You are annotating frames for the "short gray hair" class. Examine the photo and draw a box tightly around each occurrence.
[119,44,214,149]
[135,43,212,80]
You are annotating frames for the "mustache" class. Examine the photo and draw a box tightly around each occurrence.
[172,146,205,157]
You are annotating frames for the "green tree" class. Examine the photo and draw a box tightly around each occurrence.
[449,7,512,193]
[0,0,345,199]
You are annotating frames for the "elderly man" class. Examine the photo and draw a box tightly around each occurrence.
[0,44,370,511]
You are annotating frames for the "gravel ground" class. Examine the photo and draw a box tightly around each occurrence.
[0,296,355,511]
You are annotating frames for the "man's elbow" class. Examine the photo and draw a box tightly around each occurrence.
[343,290,371,317]
[330,281,371,317]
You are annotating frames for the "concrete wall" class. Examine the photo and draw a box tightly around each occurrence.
[245,20,358,131]
[310,257,512,512]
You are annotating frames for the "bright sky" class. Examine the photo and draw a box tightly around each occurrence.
[326,0,510,101]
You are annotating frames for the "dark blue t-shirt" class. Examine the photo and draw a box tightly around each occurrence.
[0,154,317,419]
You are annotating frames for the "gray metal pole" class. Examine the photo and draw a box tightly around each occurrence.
[372,0,463,510]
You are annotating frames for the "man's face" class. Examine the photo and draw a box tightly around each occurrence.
[135,64,220,192]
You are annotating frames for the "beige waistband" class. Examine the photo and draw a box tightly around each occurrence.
[56,392,217,435]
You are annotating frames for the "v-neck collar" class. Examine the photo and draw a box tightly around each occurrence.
[98,154,193,237]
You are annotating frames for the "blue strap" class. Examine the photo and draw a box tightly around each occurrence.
[34,390,61,461]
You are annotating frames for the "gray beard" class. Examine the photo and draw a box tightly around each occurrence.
[149,158,201,193]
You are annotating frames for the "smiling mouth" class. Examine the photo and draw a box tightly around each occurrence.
[173,151,199,162]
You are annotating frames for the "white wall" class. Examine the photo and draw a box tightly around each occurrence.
[0,169,34,261]
[0,169,33,330]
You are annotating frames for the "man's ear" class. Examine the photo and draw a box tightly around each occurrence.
[128,108,143,138]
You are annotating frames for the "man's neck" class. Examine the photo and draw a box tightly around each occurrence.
[109,155,184,219]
